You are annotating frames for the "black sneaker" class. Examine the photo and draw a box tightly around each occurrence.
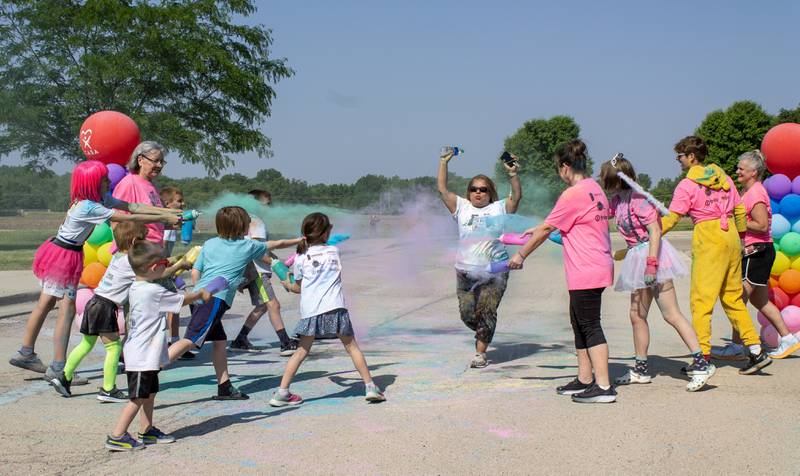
[556,377,594,395]
[179,349,197,360]
[571,383,617,403]
[739,351,772,375]
[279,339,299,357]
[229,337,258,352]
[97,386,129,403]
[212,385,250,400]
[50,371,72,398]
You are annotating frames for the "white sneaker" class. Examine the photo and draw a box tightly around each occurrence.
[469,353,488,369]
[686,364,715,392]
[710,343,746,361]
[614,369,651,385]
[768,334,800,359]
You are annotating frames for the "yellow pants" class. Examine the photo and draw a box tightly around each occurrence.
[690,219,760,354]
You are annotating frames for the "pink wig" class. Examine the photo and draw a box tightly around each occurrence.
[70,160,108,203]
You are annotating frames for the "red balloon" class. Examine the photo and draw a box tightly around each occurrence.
[791,293,800,308]
[78,111,140,166]
[769,286,790,310]
[763,123,800,178]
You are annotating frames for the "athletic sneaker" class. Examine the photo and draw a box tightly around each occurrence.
[178,349,197,360]
[470,353,488,368]
[366,387,386,403]
[97,387,128,403]
[269,390,303,407]
[571,383,617,403]
[614,369,651,385]
[739,351,772,375]
[50,371,71,398]
[229,337,258,352]
[44,366,87,386]
[212,385,249,400]
[105,432,145,452]
[279,339,299,357]
[710,342,747,361]
[686,363,715,392]
[9,352,47,373]
[768,334,800,359]
[556,377,594,395]
[138,426,175,444]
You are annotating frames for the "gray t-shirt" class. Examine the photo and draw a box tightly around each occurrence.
[55,200,115,245]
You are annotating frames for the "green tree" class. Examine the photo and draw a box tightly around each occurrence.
[0,0,292,174]
[636,173,652,191]
[650,175,682,206]
[775,103,800,125]
[496,115,582,211]
[695,100,773,177]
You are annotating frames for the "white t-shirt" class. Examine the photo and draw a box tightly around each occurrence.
[247,215,271,274]
[452,196,509,272]
[124,281,183,371]
[163,229,177,242]
[56,200,115,246]
[94,253,136,305]
[292,244,345,318]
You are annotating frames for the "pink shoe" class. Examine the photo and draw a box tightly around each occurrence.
[269,391,303,407]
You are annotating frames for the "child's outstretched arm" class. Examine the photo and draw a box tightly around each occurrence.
[109,209,180,227]
[182,288,211,306]
[161,258,192,279]
[280,276,301,294]
[266,237,304,251]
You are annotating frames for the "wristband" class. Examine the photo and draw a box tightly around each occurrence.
[646,257,659,268]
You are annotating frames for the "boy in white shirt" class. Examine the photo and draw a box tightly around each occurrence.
[105,240,209,452]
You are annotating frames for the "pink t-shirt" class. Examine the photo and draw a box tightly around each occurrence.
[545,179,613,290]
[742,181,772,246]
[112,174,164,243]
[610,191,659,248]
[669,176,741,230]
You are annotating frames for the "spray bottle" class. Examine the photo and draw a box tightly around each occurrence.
[271,260,295,284]
[180,210,201,245]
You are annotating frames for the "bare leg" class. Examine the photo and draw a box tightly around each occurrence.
[266,299,287,333]
[476,339,488,354]
[576,349,593,384]
[52,296,76,362]
[22,293,57,349]
[112,399,143,437]
[339,335,373,384]
[653,281,702,351]
[167,313,179,339]
[242,304,267,330]
[167,338,194,363]
[744,281,790,336]
[139,394,155,434]
[279,336,314,388]
[586,344,610,387]
[629,289,653,357]
[211,340,230,384]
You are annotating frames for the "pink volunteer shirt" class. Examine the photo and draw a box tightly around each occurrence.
[742,181,772,246]
[545,178,614,290]
[669,176,741,229]
[112,174,165,243]
[610,192,659,248]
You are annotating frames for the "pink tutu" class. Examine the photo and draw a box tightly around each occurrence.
[32,239,83,288]
[614,238,688,292]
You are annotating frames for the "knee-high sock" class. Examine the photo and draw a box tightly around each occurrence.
[64,335,98,380]
[103,340,122,392]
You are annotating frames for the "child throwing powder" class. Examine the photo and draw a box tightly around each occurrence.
[269,212,386,406]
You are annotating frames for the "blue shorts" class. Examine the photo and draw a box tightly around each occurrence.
[185,297,230,348]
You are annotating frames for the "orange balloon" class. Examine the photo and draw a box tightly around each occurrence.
[779,269,800,295]
[80,262,107,289]
[769,276,779,288]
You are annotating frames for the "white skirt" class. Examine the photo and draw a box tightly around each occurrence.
[614,238,689,292]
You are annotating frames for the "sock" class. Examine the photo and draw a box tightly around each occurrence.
[275,328,290,346]
[237,325,253,341]
[20,346,34,356]
[64,335,97,380]
[749,344,763,356]
[691,351,708,370]
[365,381,378,391]
[103,340,122,392]
[634,356,648,375]
[278,388,290,397]
[218,380,232,394]
[51,360,65,373]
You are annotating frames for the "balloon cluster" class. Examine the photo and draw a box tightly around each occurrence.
[75,221,120,332]
[761,123,800,346]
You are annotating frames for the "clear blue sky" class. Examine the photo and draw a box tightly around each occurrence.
[12,0,800,184]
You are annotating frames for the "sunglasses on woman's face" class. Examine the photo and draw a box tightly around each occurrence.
[469,186,489,193]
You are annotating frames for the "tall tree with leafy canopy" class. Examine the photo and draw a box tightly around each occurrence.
[694,100,773,177]
[775,104,800,125]
[495,115,583,211]
[0,0,292,174]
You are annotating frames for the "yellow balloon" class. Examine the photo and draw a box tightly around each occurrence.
[83,243,98,266]
[772,251,791,275]
[97,242,114,267]
[791,256,800,272]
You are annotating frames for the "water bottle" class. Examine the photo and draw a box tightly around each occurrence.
[440,146,465,157]
[181,220,194,244]
[271,260,296,283]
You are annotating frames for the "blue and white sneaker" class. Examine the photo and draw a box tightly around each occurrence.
[105,432,145,451]
[138,426,176,444]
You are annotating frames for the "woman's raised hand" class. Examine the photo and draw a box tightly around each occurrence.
[502,155,520,176]
[440,150,455,162]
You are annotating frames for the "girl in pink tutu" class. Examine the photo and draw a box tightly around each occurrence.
[9,160,180,384]
[600,156,713,392]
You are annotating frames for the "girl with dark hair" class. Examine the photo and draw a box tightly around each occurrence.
[508,139,616,403]
[437,149,522,368]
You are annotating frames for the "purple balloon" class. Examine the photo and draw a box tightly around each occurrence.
[791,176,800,195]
[107,163,127,189]
[765,174,793,200]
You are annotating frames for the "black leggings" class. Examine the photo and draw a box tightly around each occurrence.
[568,288,606,350]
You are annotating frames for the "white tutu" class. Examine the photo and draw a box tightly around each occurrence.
[614,238,689,292]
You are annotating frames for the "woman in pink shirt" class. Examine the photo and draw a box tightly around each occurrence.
[509,139,616,404]
[599,156,712,392]
[733,150,800,359]
[112,141,168,245]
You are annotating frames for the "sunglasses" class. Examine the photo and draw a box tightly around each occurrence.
[139,154,167,166]
[469,186,489,193]
[675,153,686,161]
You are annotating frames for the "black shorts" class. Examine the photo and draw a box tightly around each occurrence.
[184,297,230,348]
[81,294,120,335]
[742,243,775,287]
[127,370,159,400]
[568,287,606,350]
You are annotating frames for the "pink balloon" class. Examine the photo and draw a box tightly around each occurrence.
[781,305,800,333]
[75,288,94,315]
[757,311,769,327]
[762,325,780,348]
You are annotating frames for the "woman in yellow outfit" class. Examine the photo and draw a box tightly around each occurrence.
[660,136,772,375]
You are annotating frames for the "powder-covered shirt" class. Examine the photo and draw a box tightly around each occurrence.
[669,176,741,225]
[113,174,164,243]
[55,200,115,246]
[610,191,659,248]
[124,281,183,371]
[94,252,136,305]
[545,178,613,290]
[742,181,772,246]
[194,237,267,305]
[293,244,345,318]
[453,196,509,272]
